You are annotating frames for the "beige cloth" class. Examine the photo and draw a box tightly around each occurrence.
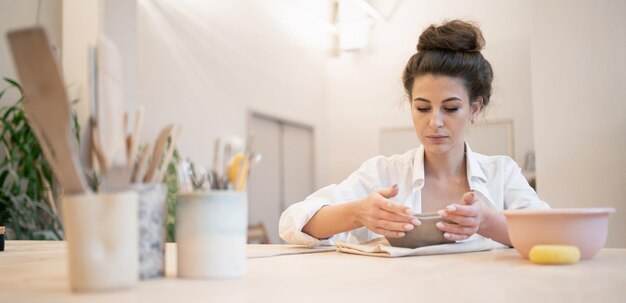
[335,235,497,257]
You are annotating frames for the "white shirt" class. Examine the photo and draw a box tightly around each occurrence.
[279,143,549,246]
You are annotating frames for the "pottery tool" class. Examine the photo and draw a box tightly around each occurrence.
[189,161,208,191]
[127,106,144,169]
[99,164,131,192]
[91,123,106,173]
[83,45,98,190]
[131,142,151,183]
[88,45,98,120]
[210,137,221,189]
[143,124,174,183]
[228,152,245,185]
[235,152,262,192]
[79,118,96,190]
[123,111,129,156]
[94,35,127,171]
[177,159,194,192]
[7,27,89,194]
[249,152,262,168]
[94,35,130,192]
[221,143,232,189]
[234,133,255,191]
[154,124,181,183]
[235,155,251,192]
[87,43,110,173]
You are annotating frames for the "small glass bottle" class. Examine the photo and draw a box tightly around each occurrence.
[0,226,5,251]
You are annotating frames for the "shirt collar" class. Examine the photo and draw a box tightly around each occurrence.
[412,142,487,189]
[412,145,425,188]
[465,143,488,184]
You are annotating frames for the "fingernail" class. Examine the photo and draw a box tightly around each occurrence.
[436,222,445,229]
[444,233,450,238]
[411,219,421,226]
[404,224,414,231]
[405,208,413,215]
[446,205,456,212]
[438,210,447,217]
[398,232,405,237]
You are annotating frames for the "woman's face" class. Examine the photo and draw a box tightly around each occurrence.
[410,74,482,156]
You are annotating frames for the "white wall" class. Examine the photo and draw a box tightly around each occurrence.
[324,0,536,183]
[5,0,623,247]
[2,0,331,187]
[101,0,138,113]
[62,0,98,122]
[0,0,96,121]
[1,0,538,193]
[530,0,626,247]
[136,0,329,185]
[0,0,62,105]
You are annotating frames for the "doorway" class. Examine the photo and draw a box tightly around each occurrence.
[247,112,315,243]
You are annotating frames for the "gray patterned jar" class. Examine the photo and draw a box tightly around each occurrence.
[132,183,167,280]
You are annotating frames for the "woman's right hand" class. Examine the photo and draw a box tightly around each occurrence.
[354,184,421,238]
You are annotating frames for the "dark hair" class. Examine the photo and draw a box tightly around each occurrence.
[402,20,493,107]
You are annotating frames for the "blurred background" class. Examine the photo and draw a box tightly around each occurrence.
[0,0,624,246]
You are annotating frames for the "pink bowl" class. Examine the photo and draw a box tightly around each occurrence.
[503,208,615,260]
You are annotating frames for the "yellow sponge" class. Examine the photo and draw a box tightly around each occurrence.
[529,245,580,265]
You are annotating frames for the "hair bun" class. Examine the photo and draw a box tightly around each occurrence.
[417,20,485,53]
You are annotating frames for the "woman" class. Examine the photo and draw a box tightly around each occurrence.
[279,20,548,247]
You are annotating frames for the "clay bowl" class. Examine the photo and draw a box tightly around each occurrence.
[386,212,455,249]
[503,208,615,260]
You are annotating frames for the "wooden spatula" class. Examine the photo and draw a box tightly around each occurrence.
[154,124,181,183]
[143,124,174,183]
[7,27,89,195]
[131,142,151,183]
[127,106,144,169]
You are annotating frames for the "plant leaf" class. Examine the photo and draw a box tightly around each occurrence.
[3,77,23,92]
[0,77,60,239]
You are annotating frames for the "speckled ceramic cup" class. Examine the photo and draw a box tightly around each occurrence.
[132,183,168,280]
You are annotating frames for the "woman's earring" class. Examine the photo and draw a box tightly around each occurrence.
[470,118,475,125]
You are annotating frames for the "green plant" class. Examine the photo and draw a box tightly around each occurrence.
[0,77,63,240]
[164,149,180,242]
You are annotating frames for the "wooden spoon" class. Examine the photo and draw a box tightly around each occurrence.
[7,27,88,194]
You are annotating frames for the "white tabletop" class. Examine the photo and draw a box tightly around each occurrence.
[0,241,625,303]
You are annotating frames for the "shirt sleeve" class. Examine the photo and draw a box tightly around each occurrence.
[502,157,550,210]
[278,156,385,246]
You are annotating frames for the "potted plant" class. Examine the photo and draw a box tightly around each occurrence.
[0,77,64,240]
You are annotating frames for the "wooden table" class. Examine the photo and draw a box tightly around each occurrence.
[0,241,625,302]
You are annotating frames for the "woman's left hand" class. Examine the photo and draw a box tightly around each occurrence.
[436,192,485,241]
